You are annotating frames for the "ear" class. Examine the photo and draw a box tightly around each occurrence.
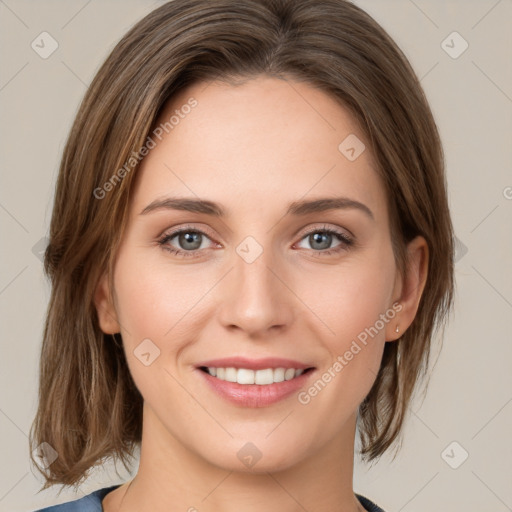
[386,235,429,341]
[94,272,120,334]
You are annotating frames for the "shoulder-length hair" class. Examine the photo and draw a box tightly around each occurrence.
[29,0,454,490]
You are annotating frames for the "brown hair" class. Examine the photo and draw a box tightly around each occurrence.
[29,0,454,491]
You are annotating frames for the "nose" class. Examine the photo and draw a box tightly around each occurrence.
[217,244,295,338]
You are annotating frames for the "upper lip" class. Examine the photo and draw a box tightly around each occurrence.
[196,357,314,371]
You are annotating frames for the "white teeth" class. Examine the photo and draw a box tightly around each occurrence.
[284,368,296,381]
[273,368,285,383]
[225,367,237,383]
[205,366,308,385]
[255,368,273,385]
[237,368,255,385]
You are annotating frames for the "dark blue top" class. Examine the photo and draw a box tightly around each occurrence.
[33,485,386,511]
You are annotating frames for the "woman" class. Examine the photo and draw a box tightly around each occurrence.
[29,0,454,511]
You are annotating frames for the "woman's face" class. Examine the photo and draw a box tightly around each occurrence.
[96,75,422,473]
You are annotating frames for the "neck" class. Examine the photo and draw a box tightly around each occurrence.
[113,404,364,512]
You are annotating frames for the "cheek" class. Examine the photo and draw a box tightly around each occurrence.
[295,250,396,403]
[300,253,396,347]
[114,246,220,401]
[111,250,209,404]
[112,248,218,356]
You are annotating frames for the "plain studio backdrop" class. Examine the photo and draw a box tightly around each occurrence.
[0,1,511,511]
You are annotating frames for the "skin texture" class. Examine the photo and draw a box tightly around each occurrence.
[95,76,428,512]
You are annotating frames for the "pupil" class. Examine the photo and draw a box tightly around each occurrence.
[180,232,201,250]
[311,232,331,250]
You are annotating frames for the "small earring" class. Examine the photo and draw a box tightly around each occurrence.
[395,325,400,333]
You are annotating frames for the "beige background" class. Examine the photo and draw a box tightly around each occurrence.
[1,0,511,511]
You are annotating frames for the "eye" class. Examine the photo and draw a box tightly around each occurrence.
[295,225,354,256]
[157,224,355,259]
[157,225,218,258]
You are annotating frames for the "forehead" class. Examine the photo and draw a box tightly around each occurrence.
[131,76,388,223]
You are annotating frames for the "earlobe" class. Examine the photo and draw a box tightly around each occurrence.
[94,272,120,334]
[387,236,429,341]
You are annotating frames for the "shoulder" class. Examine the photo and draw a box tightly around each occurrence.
[32,485,121,512]
[356,493,388,512]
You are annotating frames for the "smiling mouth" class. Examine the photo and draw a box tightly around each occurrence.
[199,366,315,385]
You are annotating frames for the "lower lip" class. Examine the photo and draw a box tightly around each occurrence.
[198,369,314,408]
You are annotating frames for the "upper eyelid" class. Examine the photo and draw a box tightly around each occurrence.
[160,223,216,239]
[299,224,352,238]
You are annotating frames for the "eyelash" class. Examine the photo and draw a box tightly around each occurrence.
[156,224,354,259]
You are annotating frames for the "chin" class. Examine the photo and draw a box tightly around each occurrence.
[197,434,310,474]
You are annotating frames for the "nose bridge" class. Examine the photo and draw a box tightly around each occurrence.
[218,236,294,335]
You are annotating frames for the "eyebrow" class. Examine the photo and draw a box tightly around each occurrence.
[140,196,374,220]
